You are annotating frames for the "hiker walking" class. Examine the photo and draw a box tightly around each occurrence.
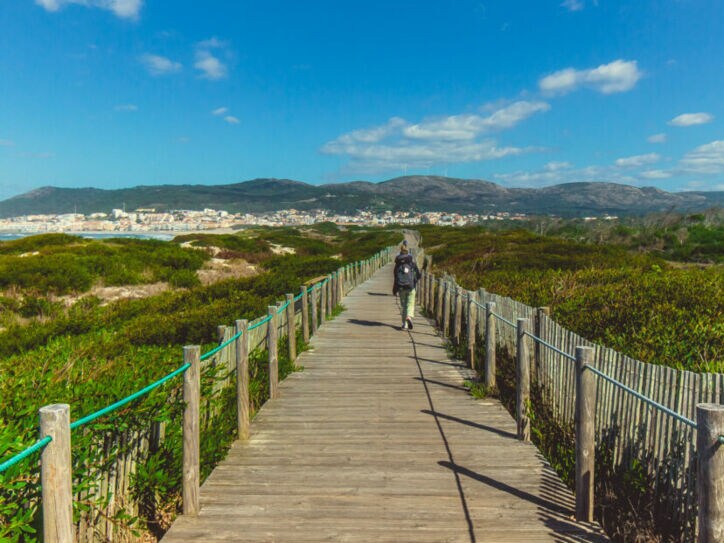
[392,244,421,330]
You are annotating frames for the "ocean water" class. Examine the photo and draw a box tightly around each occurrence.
[0,232,176,242]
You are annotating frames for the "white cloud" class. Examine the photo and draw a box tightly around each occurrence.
[647,133,667,143]
[615,153,661,168]
[321,101,548,173]
[211,107,228,116]
[335,117,407,144]
[194,38,228,80]
[544,161,572,171]
[223,116,240,124]
[679,140,724,174]
[639,169,673,180]
[539,59,642,95]
[323,139,527,173]
[560,0,584,11]
[35,0,142,19]
[140,54,182,76]
[403,101,549,141]
[681,180,724,191]
[0,139,14,146]
[494,164,639,187]
[114,104,138,112]
[668,112,713,127]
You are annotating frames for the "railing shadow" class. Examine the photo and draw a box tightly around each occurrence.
[413,376,468,393]
[421,409,517,440]
[439,460,607,542]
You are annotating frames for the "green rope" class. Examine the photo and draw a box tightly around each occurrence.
[249,314,272,330]
[491,311,516,328]
[276,300,290,314]
[0,436,52,474]
[70,363,191,430]
[200,329,242,361]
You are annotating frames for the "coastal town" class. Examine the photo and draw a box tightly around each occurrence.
[0,207,535,234]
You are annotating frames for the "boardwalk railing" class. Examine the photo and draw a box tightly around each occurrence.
[0,247,395,542]
[418,260,723,543]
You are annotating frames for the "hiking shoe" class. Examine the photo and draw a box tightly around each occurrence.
[406,317,413,330]
[401,321,408,330]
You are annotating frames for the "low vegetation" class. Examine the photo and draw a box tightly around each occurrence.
[0,224,399,542]
[419,222,722,372]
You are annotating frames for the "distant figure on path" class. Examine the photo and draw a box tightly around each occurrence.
[392,244,420,330]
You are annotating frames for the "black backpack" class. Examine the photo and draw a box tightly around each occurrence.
[396,259,415,289]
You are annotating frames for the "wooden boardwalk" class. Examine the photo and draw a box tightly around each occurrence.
[162,263,608,542]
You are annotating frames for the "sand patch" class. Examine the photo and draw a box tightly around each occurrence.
[197,257,258,285]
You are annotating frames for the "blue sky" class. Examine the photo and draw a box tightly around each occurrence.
[0,0,722,200]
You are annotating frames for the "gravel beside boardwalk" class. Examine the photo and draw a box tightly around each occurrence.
[162,262,608,542]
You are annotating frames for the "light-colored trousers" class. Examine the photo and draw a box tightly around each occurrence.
[399,288,416,322]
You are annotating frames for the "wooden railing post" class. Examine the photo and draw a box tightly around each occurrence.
[476,288,486,342]
[418,270,425,304]
[267,306,279,399]
[216,325,227,376]
[516,318,531,441]
[311,285,319,336]
[435,277,442,325]
[330,272,339,309]
[327,274,333,314]
[454,287,463,345]
[320,279,327,323]
[337,267,344,304]
[182,345,200,516]
[485,302,496,390]
[286,293,296,363]
[534,307,550,384]
[418,269,424,304]
[575,346,595,522]
[696,403,724,543]
[442,281,451,337]
[300,286,309,343]
[39,403,73,543]
[235,319,249,440]
[467,292,477,369]
[430,273,436,314]
[279,301,287,339]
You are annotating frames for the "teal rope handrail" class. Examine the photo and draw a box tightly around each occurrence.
[276,300,290,314]
[524,331,577,362]
[200,330,242,361]
[0,436,52,474]
[249,314,272,330]
[491,311,516,328]
[585,364,698,429]
[70,363,192,430]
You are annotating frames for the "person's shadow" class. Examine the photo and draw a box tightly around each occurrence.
[348,318,399,330]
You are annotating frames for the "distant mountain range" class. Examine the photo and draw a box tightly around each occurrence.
[1,176,721,218]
